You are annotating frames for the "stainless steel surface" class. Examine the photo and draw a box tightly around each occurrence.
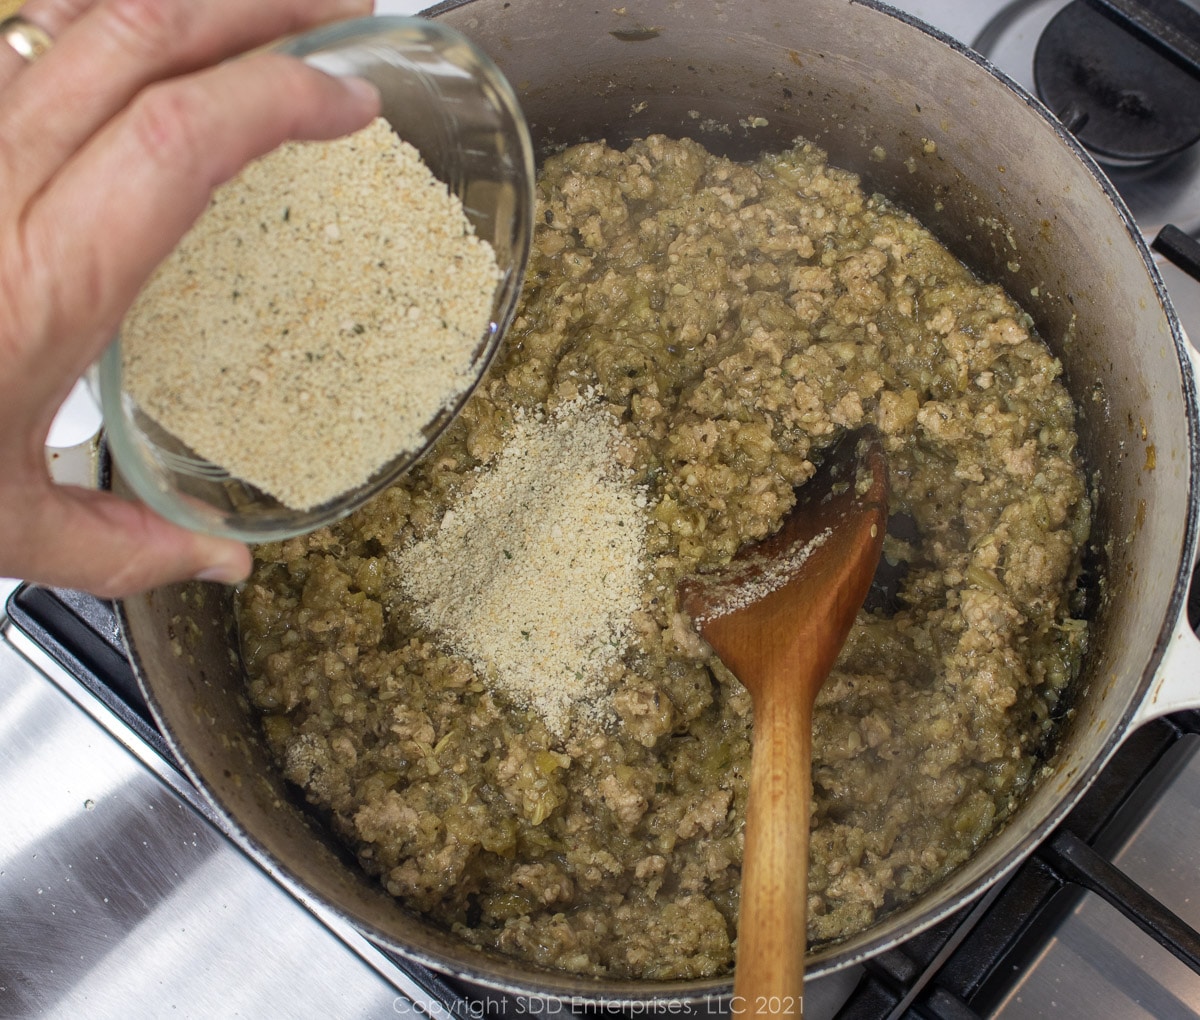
[0,602,455,1019]
[992,735,1200,1017]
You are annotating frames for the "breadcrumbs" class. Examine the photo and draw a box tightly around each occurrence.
[393,395,649,736]
[121,117,500,511]
[689,528,831,625]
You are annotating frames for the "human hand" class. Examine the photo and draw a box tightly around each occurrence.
[0,0,380,597]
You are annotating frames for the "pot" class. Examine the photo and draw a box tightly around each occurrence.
[116,0,1200,1003]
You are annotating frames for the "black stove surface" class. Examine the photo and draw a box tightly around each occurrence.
[1033,0,1200,163]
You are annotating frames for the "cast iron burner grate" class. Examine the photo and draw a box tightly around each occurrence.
[10,582,1200,1019]
[1033,0,1200,164]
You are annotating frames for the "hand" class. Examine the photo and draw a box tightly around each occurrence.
[0,0,380,597]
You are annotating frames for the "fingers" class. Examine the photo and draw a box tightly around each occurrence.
[0,0,94,87]
[1,0,373,195]
[7,484,251,598]
[0,0,381,594]
[10,51,380,393]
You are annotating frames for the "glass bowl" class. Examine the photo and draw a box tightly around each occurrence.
[99,15,534,542]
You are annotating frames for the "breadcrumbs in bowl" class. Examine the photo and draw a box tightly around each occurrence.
[119,119,500,514]
[99,16,535,542]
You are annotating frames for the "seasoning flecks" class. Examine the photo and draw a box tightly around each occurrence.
[120,118,501,511]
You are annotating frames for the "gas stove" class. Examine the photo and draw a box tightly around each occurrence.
[4,2,1200,1018]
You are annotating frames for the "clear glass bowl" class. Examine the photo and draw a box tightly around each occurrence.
[99,15,534,542]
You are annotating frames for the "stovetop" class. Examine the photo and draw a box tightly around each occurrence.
[0,581,470,1020]
[6,1,1200,1018]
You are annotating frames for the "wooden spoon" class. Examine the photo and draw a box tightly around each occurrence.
[677,426,889,1018]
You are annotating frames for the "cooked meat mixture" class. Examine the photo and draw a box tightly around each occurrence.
[237,135,1090,980]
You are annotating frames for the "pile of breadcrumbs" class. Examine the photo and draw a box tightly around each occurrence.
[393,396,649,736]
[121,117,500,511]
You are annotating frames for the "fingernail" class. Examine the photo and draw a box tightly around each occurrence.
[338,74,380,107]
[193,560,251,586]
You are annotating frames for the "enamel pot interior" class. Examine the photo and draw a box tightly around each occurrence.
[117,0,1199,1002]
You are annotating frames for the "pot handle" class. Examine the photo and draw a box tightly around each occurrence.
[1132,324,1200,726]
[45,374,104,489]
[46,432,103,488]
[1132,610,1200,727]
[1128,254,1200,728]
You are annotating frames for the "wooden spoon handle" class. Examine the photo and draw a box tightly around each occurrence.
[733,689,811,1019]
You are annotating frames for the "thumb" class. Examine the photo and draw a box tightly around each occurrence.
[18,485,252,598]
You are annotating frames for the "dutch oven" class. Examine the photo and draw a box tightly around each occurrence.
[115,0,1200,1004]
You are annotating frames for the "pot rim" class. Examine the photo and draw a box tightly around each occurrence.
[119,0,1200,1004]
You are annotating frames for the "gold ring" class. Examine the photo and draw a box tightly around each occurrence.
[1,15,53,63]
